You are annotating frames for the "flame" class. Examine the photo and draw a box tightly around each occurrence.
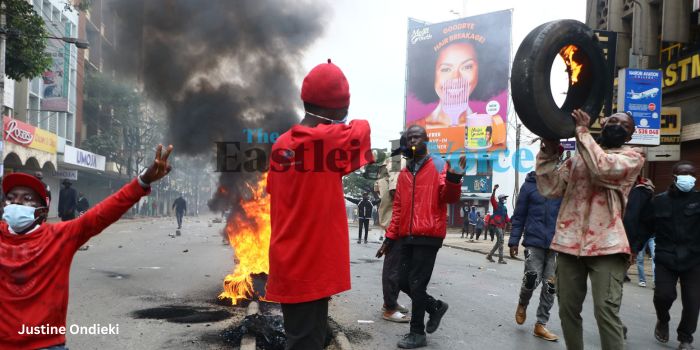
[559,45,582,85]
[218,174,270,305]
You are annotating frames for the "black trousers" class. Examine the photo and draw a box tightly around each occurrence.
[176,211,184,228]
[281,298,328,350]
[398,242,440,335]
[382,238,404,310]
[358,218,369,241]
[654,263,700,343]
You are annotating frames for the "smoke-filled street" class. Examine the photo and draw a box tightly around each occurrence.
[61,217,680,349]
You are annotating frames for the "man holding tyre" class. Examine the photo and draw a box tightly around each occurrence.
[536,109,643,350]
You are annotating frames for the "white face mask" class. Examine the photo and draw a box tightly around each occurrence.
[675,175,696,192]
[2,204,39,233]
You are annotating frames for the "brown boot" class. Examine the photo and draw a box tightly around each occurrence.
[515,304,526,325]
[534,323,558,342]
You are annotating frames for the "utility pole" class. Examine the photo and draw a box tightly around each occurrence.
[0,2,6,183]
[512,122,521,210]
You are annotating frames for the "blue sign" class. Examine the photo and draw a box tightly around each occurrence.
[462,175,492,193]
[617,68,662,145]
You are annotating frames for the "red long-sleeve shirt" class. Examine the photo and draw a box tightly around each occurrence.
[0,179,149,349]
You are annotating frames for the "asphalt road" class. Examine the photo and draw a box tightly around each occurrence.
[335,226,685,350]
[62,216,685,349]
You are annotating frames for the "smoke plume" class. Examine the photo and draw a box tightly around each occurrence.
[108,0,329,212]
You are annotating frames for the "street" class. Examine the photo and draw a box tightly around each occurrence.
[64,216,683,349]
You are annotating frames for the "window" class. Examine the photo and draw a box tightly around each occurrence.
[28,95,40,125]
[58,112,66,137]
[66,113,74,143]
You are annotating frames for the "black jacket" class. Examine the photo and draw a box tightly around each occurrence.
[640,187,700,271]
[58,187,77,217]
[76,196,90,212]
[345,197,379,219]
[623,179,655,248]
[172,197,187,213]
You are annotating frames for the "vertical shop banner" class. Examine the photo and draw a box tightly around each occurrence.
[41,43,69,111]
[405,10,512,158]
[617,68,662,146]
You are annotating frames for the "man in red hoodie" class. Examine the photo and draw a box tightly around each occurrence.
[0,144,173,350]
[376,125,465,349]
[266,59,373,350]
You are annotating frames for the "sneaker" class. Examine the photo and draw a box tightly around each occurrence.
[357,240,361,244]
[397,333,427,349]
[382,304,410,313]
[364,240,368,244]
[624,275,631,282]
[679,342,696,350]
[534,323,559,341]
[486,255,495,263]
[498,260,507,264]
[515,304,526,325]
[639,281,647,287]
[426,301,449,334]
[655,320,669,343]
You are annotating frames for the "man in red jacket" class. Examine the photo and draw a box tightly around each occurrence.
[0,144,173,350]
[376,125,465,349]
[266,60,373,350]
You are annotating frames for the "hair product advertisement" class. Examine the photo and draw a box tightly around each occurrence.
[405,10,512,158]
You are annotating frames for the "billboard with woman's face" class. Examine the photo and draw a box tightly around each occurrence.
[406,10,512,157]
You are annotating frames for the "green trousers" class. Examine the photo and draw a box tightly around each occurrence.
[557,253,627,350]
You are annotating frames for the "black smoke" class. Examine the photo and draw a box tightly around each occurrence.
[108,0,329,212]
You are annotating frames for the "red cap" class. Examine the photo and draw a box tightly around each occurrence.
[301,59,350,109]
[2,173,50,207]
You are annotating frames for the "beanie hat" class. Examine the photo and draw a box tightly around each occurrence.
[301,59,350,109]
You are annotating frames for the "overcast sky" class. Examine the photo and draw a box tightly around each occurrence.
[299,0,587,206]
[302,0,586,150]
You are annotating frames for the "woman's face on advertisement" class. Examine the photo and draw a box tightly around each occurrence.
[434,42,479,100]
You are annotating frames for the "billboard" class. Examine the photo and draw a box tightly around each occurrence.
[617,68,662,146]
[405,10,512,158]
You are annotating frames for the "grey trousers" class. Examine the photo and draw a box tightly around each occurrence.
[488,227,505,260]
[382,238,404,310]
[518,246,557,325]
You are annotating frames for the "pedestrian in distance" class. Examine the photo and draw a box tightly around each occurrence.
[172,194,187,229]
[0,144,173,350]
[622,175,656,288]
[483,211,492,241]
[467,206,477,239]
[508,171,562,341]
[537,109,643,350]
[376,125,466,349]
[637,161,700,350]
[58,179,77,221]
[474,212,485,240]
[345,192,379,244]
[76,192,90,216]
[486,184,509,264]
[266,59,373,350]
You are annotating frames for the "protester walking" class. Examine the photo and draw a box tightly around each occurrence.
[484,211,492,241]
[376,125,465,349]
[474,212,485,240]
[508,171,562,341]
[623,176,656,288]
[172,194,187,229]
[637,161,700,350]
[537,109,643,350]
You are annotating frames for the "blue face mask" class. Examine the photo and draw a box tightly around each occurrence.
[675,175,696,192]
[306,111,348,125]
[3,204,39,233]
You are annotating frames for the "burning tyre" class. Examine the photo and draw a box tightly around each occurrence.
[511,20,608,139]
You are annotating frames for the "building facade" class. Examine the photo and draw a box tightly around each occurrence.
[587,0,700,191]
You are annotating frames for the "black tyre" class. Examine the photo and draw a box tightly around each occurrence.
[511,20,608,139]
